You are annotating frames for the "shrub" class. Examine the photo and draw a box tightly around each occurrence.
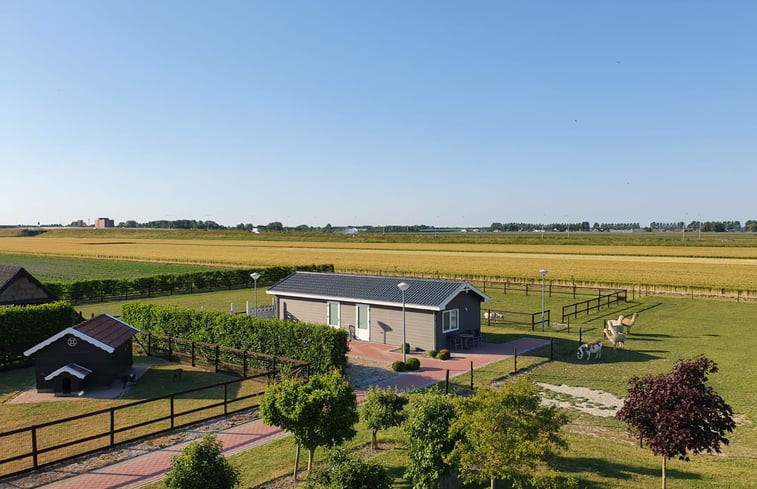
[305,448,390,489]
[428,350,437,358]
[437,349,450,360]
[405,357,421,370]
[392,360,406,372]
[0,302,79,366]
[403,342,411,353]
[122,303,348,372]
[163,434,240,489]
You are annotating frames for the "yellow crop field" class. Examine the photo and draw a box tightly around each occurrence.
[2,236,757,292]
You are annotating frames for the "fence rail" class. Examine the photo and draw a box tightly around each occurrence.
[561,289,627,322]
[482,309,551,331]
[139,331,310,379]
[0,371,279,479]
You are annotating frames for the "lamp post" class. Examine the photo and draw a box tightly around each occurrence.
[539,269,548,331]
[397,281,410,363]
[250,272,261,317]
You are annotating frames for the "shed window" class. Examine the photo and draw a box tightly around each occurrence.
[327,302,340,328]
[442,309,459,333]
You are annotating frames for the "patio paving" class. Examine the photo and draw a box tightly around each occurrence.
[21,337,551,489]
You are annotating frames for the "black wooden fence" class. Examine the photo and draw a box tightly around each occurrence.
[482,309,552,331]
[561,289,627,322]
[0,370,283,479]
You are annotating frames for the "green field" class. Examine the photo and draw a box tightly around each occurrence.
[0,253,218,282]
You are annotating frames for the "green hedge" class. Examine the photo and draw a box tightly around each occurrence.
[44,264,334,304]
[0,302,79,366]
[121,303,348,373]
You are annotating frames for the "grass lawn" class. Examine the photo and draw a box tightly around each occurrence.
[3,285,755,487]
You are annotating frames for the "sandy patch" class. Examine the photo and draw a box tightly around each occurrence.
[537,382,624,417]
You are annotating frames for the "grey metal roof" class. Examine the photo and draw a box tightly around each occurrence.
[266,272,489,311]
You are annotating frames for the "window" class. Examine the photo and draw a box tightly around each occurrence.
[442,309,459,333]
[327,302,340,327]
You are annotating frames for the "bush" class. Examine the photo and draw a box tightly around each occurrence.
[163,434,239,489]
[403,342,411,353]
[122,303,348,372]
[437,349,450,360]
[405,357,421,370]
[392,360,406,372]
[305,448,390,489]
[0,302,79,366]
[428,350,437,358]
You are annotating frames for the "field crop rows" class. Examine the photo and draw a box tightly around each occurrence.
[2,236,757,291]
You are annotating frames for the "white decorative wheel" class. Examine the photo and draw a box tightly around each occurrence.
[67,337,78,347]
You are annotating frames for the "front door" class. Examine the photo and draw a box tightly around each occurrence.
[61,377,71,395]
[356,304,370,341]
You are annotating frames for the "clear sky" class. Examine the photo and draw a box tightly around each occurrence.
[1,1,755,228]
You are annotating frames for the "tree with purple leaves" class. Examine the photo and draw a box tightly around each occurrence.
[616,356,736,489]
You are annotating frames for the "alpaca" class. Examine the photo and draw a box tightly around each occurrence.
[603,327,626,350]
[577,341,602,360]
[621,312,639,334]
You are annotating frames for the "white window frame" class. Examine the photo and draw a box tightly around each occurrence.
[327,301,340,328]
[442,309,459,333]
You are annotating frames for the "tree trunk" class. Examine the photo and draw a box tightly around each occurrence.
[292,444,300,481]
[308,447,316,475]
[662,455,667,489]
[491,477,496,489]
[371,429,377,449]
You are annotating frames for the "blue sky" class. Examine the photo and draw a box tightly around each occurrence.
[2,1,755,228]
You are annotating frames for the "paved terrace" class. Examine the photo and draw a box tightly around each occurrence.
[28,337,550,489]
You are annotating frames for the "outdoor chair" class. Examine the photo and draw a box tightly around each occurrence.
[449,334,464,351]
[471,329,483,346]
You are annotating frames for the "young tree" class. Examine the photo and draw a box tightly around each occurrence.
[163,434,240,489]
[260,369,358,481]
[616,356,736,489]
[360,386,408,449]
[403,391,457,489]
[447,379,569,489]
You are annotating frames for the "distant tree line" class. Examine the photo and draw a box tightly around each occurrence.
[107,219,755,233]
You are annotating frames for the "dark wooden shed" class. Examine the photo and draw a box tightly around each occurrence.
[23,314,139,395]
[0,265,57,306]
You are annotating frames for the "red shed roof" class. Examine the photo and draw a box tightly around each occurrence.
[23,314,139,357]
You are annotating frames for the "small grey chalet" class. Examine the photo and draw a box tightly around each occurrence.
[266,272,489,351]
[23,314,139,395]
[0,265,57,306]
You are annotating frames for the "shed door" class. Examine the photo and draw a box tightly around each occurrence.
[356,304,370,341]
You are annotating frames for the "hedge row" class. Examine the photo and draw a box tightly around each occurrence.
[121,303,348,373]
[0,302,80,366]
[44,264,334,304]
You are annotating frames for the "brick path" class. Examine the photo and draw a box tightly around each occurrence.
[32,337,550,489]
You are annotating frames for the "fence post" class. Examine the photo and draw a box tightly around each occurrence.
[567,317,570,333]
[579,327,583,346]
[525,283,529,296]
[31,426,38,469]
[215,345,220,373]
[170,395,175,429]
[273,356,277,378]
[224,383,228,415]
[487,310,491,326]
[168,336,173,362]
[191,341,195,367]
[110,408,115,446]
[549,281,552,297]
[470,361,473,391]
[445,369,450,395]
[147,332,151,356]
[513,347,517,373]
[504,280,508,294]
[550,339,554,361]
[243,350,247,377]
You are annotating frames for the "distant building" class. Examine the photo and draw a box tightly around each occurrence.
[95,218,114,229]
[75,219,85,227]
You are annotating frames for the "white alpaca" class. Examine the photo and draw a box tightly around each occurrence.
[577,341,602,360]
[603,326,626,350]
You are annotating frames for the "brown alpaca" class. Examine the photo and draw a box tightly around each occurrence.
[620,312,639,334]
